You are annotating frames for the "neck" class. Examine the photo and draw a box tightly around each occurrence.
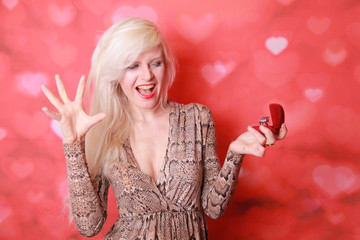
[130,101,169,122]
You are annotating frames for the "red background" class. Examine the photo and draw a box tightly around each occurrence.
[1,0,360,239]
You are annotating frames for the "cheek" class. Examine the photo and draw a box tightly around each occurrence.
[155,68,166,82]
[119,74,136,90]
[118,82,131,99]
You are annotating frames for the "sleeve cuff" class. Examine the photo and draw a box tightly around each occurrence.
[226,150,244,165]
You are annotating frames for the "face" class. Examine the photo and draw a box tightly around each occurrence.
[119,45,166,112]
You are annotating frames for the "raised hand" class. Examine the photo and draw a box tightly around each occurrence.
[229,124,287,157]
[41,75,106,144]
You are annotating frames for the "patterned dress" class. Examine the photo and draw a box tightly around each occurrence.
[64,101,243,239]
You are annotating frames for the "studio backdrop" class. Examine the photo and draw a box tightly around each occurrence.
[0,0,360,239]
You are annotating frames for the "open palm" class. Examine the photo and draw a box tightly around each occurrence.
[41,75,106,144]
[230,124,287,157]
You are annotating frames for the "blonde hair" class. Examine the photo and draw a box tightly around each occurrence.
[85,17,176,178]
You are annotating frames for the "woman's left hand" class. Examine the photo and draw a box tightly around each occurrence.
[229,123,287,157]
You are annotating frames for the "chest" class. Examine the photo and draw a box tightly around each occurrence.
[109,104,206,201]
[130,118,169,181]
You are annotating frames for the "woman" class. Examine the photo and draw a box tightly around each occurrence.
[41,17,286,239]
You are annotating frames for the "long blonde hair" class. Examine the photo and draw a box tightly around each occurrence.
[85,17,176,178]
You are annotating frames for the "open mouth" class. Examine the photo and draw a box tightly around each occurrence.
[136,84,156,99]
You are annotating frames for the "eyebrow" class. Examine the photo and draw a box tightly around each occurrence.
[150,56,164,61]
[131,56,163,64]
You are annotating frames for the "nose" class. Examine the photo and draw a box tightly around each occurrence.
[139,65,153,81]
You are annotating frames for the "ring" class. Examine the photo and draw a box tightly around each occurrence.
[259,116,269,126]
[265,143,275,147]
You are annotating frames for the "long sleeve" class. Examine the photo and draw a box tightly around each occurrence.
[64,141,110,237]
[199,106,244,220]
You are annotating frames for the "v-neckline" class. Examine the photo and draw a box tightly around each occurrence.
[125,100,173,186]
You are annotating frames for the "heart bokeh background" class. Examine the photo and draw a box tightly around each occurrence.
[1,0,360,239]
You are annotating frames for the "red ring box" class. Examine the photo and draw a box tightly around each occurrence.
[252,103,285,135]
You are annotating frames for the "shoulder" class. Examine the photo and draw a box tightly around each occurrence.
[173,101,214,123]
[193,103,208,111]
[172,101,211,114]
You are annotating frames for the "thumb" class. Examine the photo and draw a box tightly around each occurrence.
[276,123,287,140]
[88,112,106,128]
[246,143,265,157]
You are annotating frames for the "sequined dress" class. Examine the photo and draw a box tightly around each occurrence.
[64,101,243,239]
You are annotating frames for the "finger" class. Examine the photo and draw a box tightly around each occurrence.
[41,85,63,110]
[55,74,70,103]
[256,144,266,157]
[259,125,276,145]
[42,107,61,121]
[249,143,265,157]
[276,123,287,140]
[247,126,266,145]
[75,75,86,103]
[87,112,106,129]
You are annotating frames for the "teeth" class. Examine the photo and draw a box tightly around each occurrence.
[137,85,154,90]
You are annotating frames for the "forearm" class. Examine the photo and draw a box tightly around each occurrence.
[64,142,107,237]
[202,150,243,220]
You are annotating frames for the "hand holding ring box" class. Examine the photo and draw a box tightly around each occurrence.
[252,103,285,135]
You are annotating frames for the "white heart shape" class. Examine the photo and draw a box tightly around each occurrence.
[17,72,49,96]
[201,61,235,86]
[50,119,63,139]
[265,37,288,56]
[0,128,7,140]
[304,88,323,102]
[112,5,158,24]
[2,0,18,10]
[0,201,12,223]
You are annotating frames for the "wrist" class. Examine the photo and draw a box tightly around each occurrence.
[62,134,85,145]
[62,139,75,144]
[229,141,246,155]
[226,149,244,165]
[229,141,238,153]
